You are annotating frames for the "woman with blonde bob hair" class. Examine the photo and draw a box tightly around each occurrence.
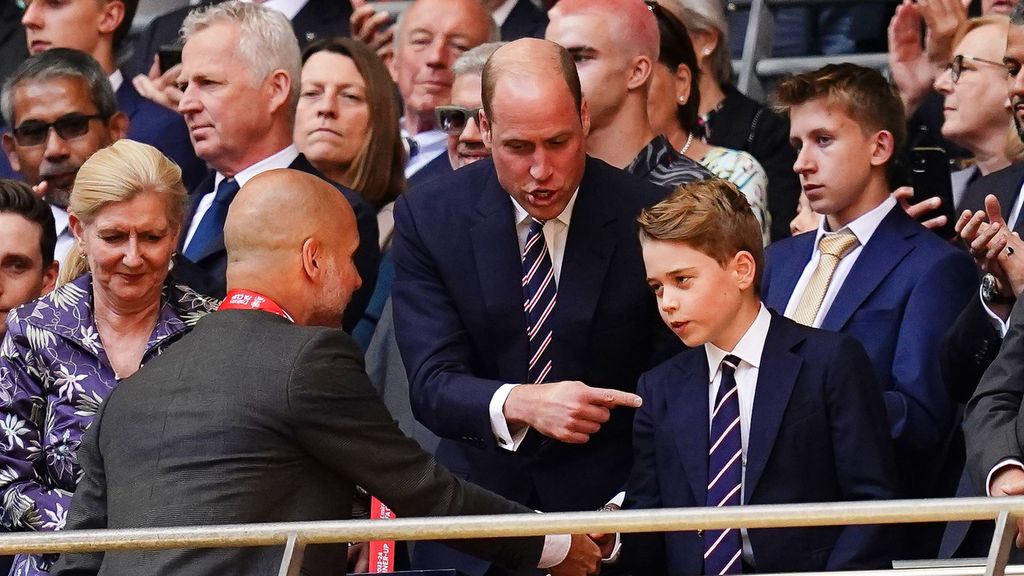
[0,140,218,576]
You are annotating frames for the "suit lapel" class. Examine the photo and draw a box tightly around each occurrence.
[470,166,529,377]
[743,314,802,502]
[553,160,619,379]
[114,80,139,119]
[821,208,914,332]
[180,171,216,252]
[765,232,814,313]
[668,352,711,504]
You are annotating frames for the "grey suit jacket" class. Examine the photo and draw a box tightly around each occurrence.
[52,309,542,576]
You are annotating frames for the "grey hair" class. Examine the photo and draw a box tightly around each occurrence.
[1,48,118,128]
[453,42,505,77]
[393,1,501,53]
[181,1,301,116]
[1013,0,1024,25]
[660,0,733,86]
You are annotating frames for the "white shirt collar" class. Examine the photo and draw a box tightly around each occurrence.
[241,0,307,20]
[511,187,579,230]
[813,194,897,248]
[49,203,69,235]
[704,303,771,380]
[108,69,123,93]
[214,144,300,190]
[490,0,518,26]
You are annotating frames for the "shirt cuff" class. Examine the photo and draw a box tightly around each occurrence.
[538,534,571,569]
[980,289,1011,338]
[489,383,530,451]
[987,459,1024,496]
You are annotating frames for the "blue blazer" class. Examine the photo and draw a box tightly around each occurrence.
[116,79,206,191]
[623,312,899,575]
[392,156,678,575]
[177,154,379,331]
[762,206,977,497]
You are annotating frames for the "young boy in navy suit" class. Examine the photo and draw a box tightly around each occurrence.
[762,63,976,558]
[620,179,899,575]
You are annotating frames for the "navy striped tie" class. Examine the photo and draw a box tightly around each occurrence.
[522,218,556,384]
[704,354,744,574]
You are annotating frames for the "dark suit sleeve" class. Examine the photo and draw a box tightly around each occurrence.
[964,296,1024,493]
[886,249,977,455]
[621,374,668,576]
[287,329,543,570]
[391,194,506,443]
[49,403,109,576]
[942,295,1001,405]
[824,336,898,570]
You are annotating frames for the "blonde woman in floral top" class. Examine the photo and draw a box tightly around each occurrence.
[0,141,218,576]
[647,1,772,244]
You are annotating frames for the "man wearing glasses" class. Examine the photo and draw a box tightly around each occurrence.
[0,48,127,264]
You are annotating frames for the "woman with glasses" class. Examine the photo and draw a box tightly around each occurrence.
[293,37,405,251]
[933,15,1022,208]
[647,0,772,244]
[0,140,219,576]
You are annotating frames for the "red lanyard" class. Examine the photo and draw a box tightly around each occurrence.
[218,289,294,322]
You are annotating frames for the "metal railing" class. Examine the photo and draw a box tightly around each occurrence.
[4,497,1024,576]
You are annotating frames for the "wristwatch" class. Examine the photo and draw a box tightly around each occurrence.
[982,273,1014,305]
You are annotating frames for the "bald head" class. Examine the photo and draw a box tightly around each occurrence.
[482,38,583,124]
[225,169,361,326]
[548,0,659,61]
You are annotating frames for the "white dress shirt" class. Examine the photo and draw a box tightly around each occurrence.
[704,303,771,566]
[49,204,74,266]
[490,0,518,26]
[487,191,579,451]
[182,145,300,251]
[783,196,898,326]
[402,128,447,179]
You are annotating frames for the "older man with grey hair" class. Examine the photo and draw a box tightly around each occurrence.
[173,1,378,330]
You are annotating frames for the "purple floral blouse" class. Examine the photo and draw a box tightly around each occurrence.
[0,274,218,575]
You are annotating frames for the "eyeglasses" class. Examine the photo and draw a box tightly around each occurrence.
[435,105,482,135]
[11,114,106,147]
[947,54,1006,84]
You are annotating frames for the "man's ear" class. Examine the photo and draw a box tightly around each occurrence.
[869,130,896,168]
[580,98,591,137]
[1,133,20,174]
[301,237,322,281]
[41,260,59,295]
[626,55,653,92]
[107,111,130,142]
[480,109,492,149]
[265,70,293,118]
[732,250,757,291]
[98,0,125,36]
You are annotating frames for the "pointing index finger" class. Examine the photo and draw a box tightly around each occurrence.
[591,388,642,408]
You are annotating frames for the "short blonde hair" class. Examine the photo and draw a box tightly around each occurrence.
[638,178,764,291]
[60,140,186,284]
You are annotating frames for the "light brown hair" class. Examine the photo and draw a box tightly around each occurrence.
[638,178,764,291]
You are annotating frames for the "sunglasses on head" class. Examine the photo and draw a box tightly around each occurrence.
[12,113,106,147]
[435,105,483,135]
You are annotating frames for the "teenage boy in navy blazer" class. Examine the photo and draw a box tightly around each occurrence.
[617,179,899,575]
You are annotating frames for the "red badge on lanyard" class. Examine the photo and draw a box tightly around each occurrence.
[218,289,294,322]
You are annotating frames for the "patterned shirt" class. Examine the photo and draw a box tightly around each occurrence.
[699,146,771,245]
[627,135,714,189]
[0,274,218,576]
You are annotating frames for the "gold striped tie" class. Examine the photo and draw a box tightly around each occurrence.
[792,229,860,326]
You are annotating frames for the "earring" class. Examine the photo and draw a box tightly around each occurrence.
[703,47,712,56]
[678,96,687,104]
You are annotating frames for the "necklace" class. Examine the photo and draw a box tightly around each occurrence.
[680,132,694,156]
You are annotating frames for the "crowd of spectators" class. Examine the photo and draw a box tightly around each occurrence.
[5,0,1024,574]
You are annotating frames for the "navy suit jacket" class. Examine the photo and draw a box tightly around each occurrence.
[500,0,548,40]
[623,311,898,575]
[178,154,379,331]
[392,156,678,575]
[116,80,206,191]
[762,206,977,498]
